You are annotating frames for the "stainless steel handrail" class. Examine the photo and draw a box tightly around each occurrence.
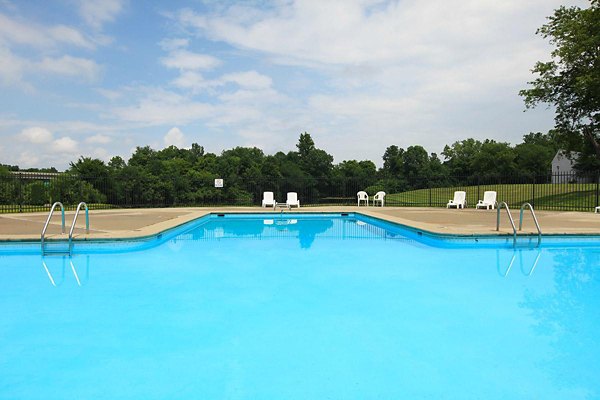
[519,203,542,246]
[41,202,65,251]
[68,202,89,252]
[496,201,516,245]
[520,250,542,276]
[519,202,542,246]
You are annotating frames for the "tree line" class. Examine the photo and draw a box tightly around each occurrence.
[0,131,578,207]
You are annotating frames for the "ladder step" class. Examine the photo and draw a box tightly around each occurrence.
[42,242,71,255]
[42,250,71,255]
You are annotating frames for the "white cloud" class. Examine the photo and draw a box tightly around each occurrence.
[86,134,112,144]
[18,151,40,167]
[78,0,126,30]
[0,12,101,88]
[52,136,78,153]
[92,147,109,160]
[165,0,578,164]
[159,38,189,51]
[164,127,186,148]
[111,88,214,125]
[0,45,28,88]
[161,49,221,71]
[0,12,94,49]
[172,71,209,91]
[176,0,573,67]
[96,88,122,101]
[38,55,101,81]
[171,70,273,92]
[219,71,272,89]
[47,25,95,49]
[20,127,54,143]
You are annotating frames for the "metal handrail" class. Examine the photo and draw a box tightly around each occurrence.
[41,202,65,251]
[520,250,542,276]
[496,201,516,245]
[68,202,89,252]
[498,249,542,277]
[519,203,542,247]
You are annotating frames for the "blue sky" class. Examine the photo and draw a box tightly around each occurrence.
[0,0,585,170]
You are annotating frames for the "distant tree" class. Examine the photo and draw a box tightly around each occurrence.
[442,139,483,176]
[295,132,333,180]
[471,140,517,177]
[187,143,205,163]
[129,146,161,174]
[381,145,404,177]
[520,1,600,163]
[0,166,18,205]
[220,147,264,184]
[297,132,315,159]
[20,167,59,173]
[0,164,19,171]
[515,132,558,176]
[260,155,283,182]
[108,156,126,170]
[69,157,109,179]
[402,146,429,178]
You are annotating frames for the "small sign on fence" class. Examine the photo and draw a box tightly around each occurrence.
[214,178,224,188]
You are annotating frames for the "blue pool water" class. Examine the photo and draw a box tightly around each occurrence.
[1,213,599,399]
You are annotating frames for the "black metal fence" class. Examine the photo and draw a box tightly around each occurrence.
[1,172,599,213]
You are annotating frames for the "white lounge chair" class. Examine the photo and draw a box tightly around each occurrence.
[357,191,369,206]
[476,191,497,210]
[286,192,300,208]
[373,191,385,207]
[262,191,275,208]
[447,191,466,209]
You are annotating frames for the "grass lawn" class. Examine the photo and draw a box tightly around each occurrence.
[0,203,119,214]
[386,183,599,211]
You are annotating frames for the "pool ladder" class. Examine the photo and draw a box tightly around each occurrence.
[497,249,542,277]
[42,255,90,286]
[41,202,89,256]
[496,202,542,247]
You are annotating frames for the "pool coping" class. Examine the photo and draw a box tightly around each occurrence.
[2,209,599,246]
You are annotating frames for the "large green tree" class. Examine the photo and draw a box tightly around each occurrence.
[520,1,600,161]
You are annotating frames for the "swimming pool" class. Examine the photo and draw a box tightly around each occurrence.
[1,213,599,399]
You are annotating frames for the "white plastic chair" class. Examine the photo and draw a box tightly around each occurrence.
[286,192,300,208]
[357,191,369,206]
[262,191,275,208]
[373,191,385,207]
[447,191,466,209]
[476,191,497,210]
[595,206,600,213]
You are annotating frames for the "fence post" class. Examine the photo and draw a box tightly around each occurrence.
[531,175,536,208]
[18,175,23,213]
[428,187,432,207]
[596,172,599,209]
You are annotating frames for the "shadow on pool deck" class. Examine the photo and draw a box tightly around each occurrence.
[0,206,599,241]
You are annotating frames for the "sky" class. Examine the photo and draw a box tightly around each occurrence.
[0,0,587,170]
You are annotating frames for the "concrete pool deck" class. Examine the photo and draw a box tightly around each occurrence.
[0,206,599,241]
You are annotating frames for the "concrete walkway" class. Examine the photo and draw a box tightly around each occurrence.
[0,206,599,241]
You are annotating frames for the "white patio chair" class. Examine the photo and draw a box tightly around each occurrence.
[357,191,369,206]
[476,191,497,210]
[262,191,275,208]
[373,191,386,207]
[286,192,300,208]
[447,191,466,209]
[595,206,600,213]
